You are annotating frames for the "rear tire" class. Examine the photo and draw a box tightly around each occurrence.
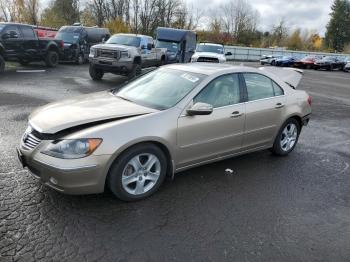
[271,118,301,156]
[0,55,5,73]
[45,51,59,67]
[271,60,276,66]
[89,64,104,80]
[107,143,167,201]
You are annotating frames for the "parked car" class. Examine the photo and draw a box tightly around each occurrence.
[0,22,63,72]
[314,56,344,71]
[156,27,196,64]
[275,56,298,67]
[56,25,110,64]
[260,55,282,65]
[33,26,58,39]
[89,33,166,80]
[191,43,231,63]
[340,56,350,71]
[294,55,323,69]
[17,63,311,201]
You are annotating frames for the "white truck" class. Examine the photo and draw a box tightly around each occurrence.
[191,43,231,63]
[89,33,166,80]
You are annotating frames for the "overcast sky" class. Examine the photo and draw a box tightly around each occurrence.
[189,0,333,35]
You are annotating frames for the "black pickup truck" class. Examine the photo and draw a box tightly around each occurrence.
[0,23,64,72]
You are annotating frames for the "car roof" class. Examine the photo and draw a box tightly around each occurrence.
[0,22,32,27]
[198,43,223,47]
[164,63,257,76]
[113,33,151,39]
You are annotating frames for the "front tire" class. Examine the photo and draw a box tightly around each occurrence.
[45,51,59,67]
[271,118,301,156]
[89,64,104,80]
[108,143,167,201]
[127,63,142,79]
[0,55,5,73]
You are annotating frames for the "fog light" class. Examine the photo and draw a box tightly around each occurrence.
[49,177,58,185]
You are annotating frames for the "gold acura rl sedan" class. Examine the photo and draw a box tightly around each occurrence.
[17,63,311,201]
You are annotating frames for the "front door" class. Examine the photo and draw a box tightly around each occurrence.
[241,73,286,150]
[177,73,246,168]
[1,25,22,60]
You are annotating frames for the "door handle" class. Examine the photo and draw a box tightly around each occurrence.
[231,111,244,118]
[275,103,284,109]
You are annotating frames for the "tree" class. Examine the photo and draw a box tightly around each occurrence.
[286,29,303,50]
[325,0,350,52]
[41,0,80,28]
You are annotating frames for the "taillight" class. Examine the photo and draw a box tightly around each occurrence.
[307,95,312,106]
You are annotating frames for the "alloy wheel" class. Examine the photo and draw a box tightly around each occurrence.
[280,123,298,151]
[121,153,161,195]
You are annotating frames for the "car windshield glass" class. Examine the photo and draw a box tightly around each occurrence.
[0,24,5,33]
[156,41,179,52]
[106,35,141,47]
[197,45,224,54]
[56,32,80,43]
[281,56,292,60]
[115,68,205,110]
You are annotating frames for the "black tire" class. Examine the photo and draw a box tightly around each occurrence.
[160,56,166,66]
[89,64,104,80]
[76,53,84,65]
[327,65,333,71]
[271,118,301,156]
[271,60,276,66]
[127,63,142,79]
[45,51,59,67]
[0,55,5,73]
[107,143,168,201]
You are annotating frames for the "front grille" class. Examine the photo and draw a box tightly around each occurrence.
[98,49,120,59]
[22,131,41,150]
[197,57,219,63]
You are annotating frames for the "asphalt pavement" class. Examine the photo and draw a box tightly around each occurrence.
[0,62,350,261]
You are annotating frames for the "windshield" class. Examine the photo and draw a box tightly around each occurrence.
[115,68,205,110]
[106,35,141,47]
[0,24,5,33]
[56,32,80,43]
[156,41,179,52]
[322,56,334,61]
[196,45,224,54]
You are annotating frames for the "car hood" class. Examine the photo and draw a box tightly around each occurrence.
[193,52,224,59]
[92,43,134,51]
[29,91,157,134]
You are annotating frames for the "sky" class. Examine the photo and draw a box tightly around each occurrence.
[189,0,334,36]
[41,0,334,36]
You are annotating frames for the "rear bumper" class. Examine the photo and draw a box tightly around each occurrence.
[302,114,311,126]
[17,147,111,195]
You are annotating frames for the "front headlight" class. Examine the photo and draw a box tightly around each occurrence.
[90,48,97,57]
[41,138,102,159]
[120,51,130,59]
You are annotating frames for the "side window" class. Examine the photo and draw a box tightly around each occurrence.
[243,73,275,101]
[147,37,154,47]
[3,25,21,38]
[21,26,36,38]
[194,74,241,108]
[272,81,284,96]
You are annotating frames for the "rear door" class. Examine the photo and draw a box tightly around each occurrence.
[177,73,246,168]
[242,73,286,150]
[19,26,39,60]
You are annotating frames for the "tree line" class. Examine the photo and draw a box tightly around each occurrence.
[0,0,349,53]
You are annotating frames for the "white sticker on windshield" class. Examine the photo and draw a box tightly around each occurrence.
[181,73,199,83]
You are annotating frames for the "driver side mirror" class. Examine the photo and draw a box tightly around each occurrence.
[187,102,213,116]
[225,52,232,56]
